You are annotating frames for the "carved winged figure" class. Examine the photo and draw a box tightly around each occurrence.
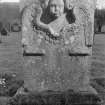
[21,0,95,55]
[21,0,71,46]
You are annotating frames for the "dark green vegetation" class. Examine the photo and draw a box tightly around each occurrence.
[95,9,105,33]
[8,90,101,105]
[0,73,24,97]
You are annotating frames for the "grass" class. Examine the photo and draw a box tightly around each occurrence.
[0,72,24,97]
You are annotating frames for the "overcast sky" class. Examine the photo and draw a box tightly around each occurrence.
[97,0,105,9]
[0,0,19,2]
[0,0,105,9]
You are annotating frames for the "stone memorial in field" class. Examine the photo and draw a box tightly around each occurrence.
[20,0,97,94]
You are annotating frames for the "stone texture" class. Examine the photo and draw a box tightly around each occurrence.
[8,90,102,105]
[21,0,96,94]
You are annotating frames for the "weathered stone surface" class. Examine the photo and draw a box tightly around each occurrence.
[21,0,96,94]
[8,90,102,105]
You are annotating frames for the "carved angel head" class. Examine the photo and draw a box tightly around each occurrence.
[48,0,65,17]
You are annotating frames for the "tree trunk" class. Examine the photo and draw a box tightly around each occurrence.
[98,25,102,32]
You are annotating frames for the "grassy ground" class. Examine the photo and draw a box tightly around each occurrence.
[91,34,105,78]
[0,32,23,79]
[90,34,105,104]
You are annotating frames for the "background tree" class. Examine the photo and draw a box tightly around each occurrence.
[95,9,105,32]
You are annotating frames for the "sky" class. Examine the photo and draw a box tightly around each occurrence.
[0,0,105,9]
[97,0,105,9]
[0,0,19,2]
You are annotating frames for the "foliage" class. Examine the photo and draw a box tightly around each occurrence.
[95,9,105,32]
[0,73,24,97]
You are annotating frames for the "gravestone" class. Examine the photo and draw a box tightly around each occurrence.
[21,0,97,94]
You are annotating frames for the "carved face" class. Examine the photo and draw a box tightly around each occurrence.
[49,0,64,17]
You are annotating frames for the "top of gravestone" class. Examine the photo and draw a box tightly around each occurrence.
[19,0,96,12]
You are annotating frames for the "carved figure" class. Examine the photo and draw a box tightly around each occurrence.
[32,0,59,36]
[21,0,95,55]
[33,0,69,37]
[21,0,53,46]
[21,0,71,49]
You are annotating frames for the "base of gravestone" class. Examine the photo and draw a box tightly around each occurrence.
[8,89,102,105]
[22,47,98,95]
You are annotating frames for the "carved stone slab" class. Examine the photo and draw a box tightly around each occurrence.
[21,0,96,94]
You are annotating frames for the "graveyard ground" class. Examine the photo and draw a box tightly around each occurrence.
[0,32,105,104]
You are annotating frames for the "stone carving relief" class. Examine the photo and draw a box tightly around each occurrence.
[21,0,95,55]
